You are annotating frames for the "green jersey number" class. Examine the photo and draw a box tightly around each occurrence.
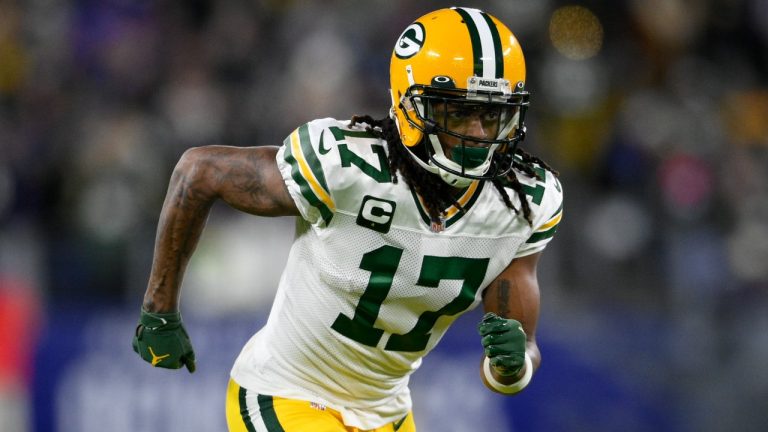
[331,126,392,183]
[331,245,490,352]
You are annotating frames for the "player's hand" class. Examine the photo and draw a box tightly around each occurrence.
[132,308,196,373]
[477,312,526,377]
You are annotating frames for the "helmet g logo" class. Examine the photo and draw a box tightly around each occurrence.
[395,23,425,59]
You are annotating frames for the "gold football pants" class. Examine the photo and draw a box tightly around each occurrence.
[226,379,416,432]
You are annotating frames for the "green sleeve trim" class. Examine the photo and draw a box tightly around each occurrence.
[283,128,334,225]
[526,224,559,243]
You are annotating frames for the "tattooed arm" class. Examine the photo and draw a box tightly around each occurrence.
[479,252,542,390]
[142,146,299,313]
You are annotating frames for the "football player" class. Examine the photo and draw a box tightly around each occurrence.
[133,7,563,432]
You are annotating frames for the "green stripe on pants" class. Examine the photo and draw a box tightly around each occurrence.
[257,394,287,432]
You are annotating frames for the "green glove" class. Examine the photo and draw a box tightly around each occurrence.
[477,312,526,377]
[132,308,196,373]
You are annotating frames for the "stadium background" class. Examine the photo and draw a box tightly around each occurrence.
[1,0,767,431]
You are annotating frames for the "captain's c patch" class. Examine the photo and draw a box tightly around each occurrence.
[357,195,396,233]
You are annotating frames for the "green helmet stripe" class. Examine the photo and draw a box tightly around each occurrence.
[453,7,484,77]
[480,12,504,78]
[453,7,500,79]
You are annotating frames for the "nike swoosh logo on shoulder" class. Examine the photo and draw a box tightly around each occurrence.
[318,130,331,155]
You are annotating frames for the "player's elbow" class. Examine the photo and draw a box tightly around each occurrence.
[169,146,220,200]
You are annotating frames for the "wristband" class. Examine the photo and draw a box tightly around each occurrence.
[483,352,533,394]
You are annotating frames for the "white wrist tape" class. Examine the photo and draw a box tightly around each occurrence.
[483,353,533,394]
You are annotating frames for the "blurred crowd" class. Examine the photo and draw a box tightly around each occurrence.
[0,0,767,431]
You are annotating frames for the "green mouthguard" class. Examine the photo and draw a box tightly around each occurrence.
[451,146,490,169]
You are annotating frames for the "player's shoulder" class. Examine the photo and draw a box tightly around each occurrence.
[293,116,392,183]
[300,117,383,146]
[538,164,563,207]
[506,161,562,207]
[282,117,384,164]
[278,117,393,224]
[506,162,563,257]
[287,116,388,166]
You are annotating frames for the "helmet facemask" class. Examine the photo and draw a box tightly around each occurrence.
[400,78,529,187]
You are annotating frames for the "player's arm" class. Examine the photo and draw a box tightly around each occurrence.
[143,145,298,312]
[133,145,298,372]
[478,251,542,394]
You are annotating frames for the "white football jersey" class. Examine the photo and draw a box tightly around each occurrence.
[230,117,563,429]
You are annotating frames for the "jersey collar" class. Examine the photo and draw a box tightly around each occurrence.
[410,180,485,232]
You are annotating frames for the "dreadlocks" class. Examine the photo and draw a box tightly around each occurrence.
[349,115,558,226]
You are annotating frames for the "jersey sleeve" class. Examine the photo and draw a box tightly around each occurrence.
[276,120,337,227]
[514,169,564,258]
